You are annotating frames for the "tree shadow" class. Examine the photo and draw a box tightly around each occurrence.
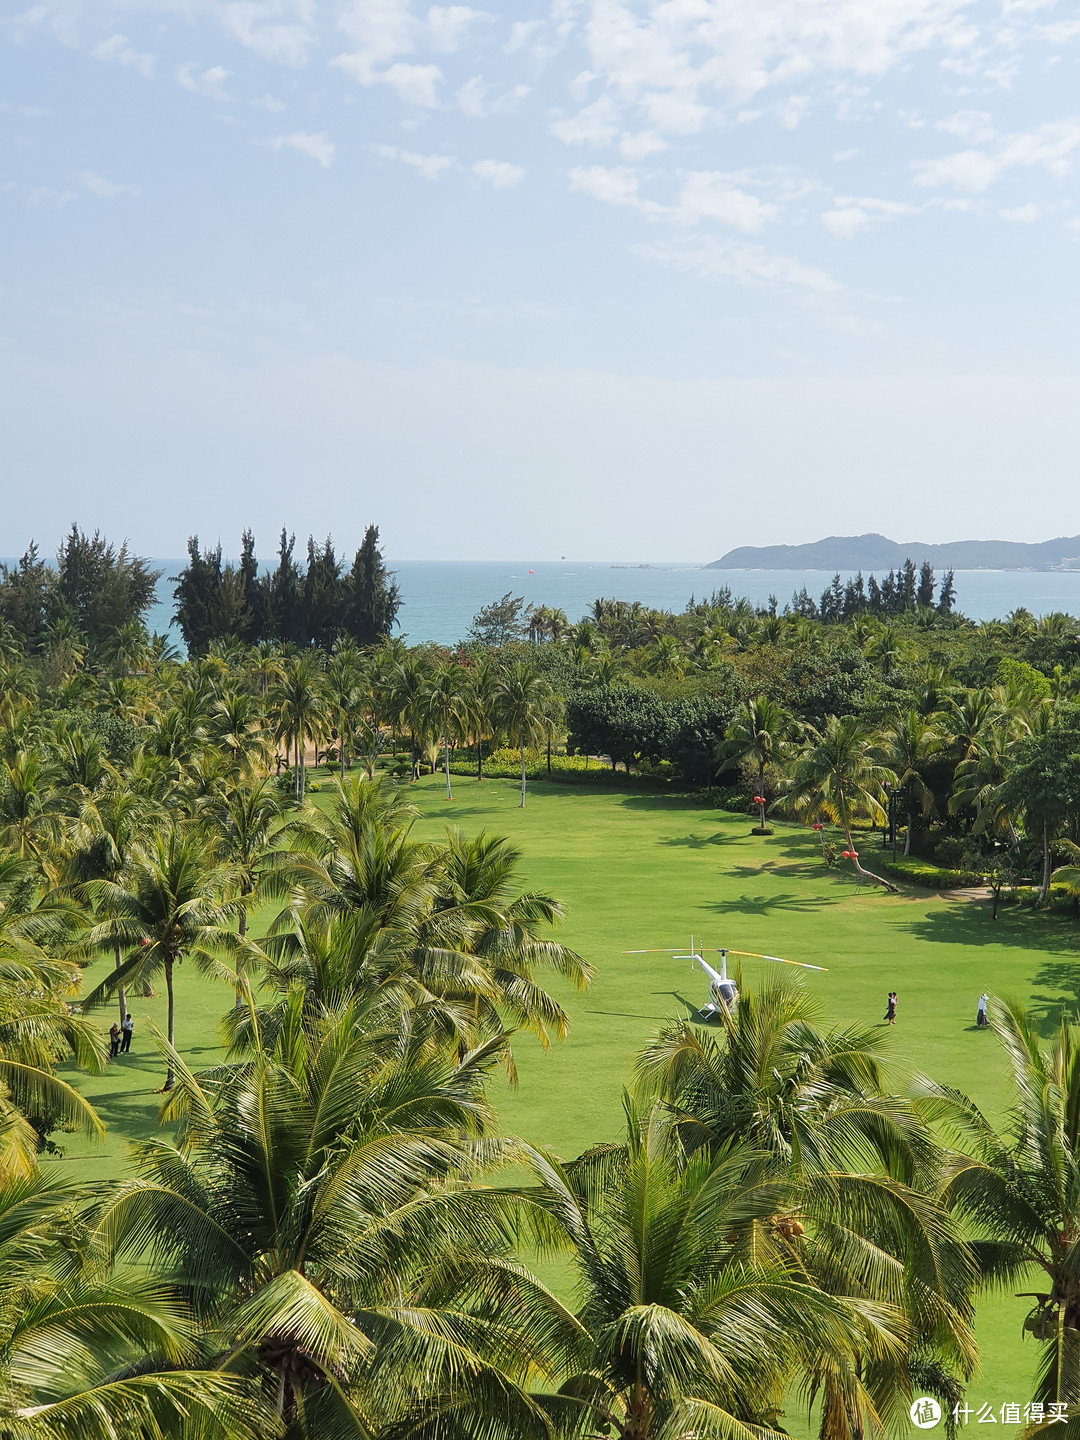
[657,833,729,849]
[901,903,1080,953]
[708,892,839,915]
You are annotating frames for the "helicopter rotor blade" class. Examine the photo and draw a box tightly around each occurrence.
[726,948,829,972]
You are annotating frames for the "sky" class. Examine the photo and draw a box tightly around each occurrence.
[2,0,1080,561]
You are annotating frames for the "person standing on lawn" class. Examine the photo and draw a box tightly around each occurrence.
[120,1014,134,1053]
[884,992,897,1026]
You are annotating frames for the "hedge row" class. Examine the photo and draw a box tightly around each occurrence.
[880,858,987,889]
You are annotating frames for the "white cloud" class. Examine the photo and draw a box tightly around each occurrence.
[935,110,997,142]
[632,235,840,295]
[26,187,75,209]
[426,5,488,52]
[575,0,979,135]
[177,64,232,102]
[1000,202,1040,221]
[76,171,139,198]
[821,195,919,237]
[220,0,316,67]
[569,164,643,207]
[253,94,287,111]
[456,76,530,117]
[93,34,154,79]
[373,144,454,179]
[914,118,1080,192]
[270,131,335,167]
[551,95,620,147]
[506,19,543,52]
[619,131,668,159]
[333,0,446,106]
[675,172,778,233]
[473,158,524,189]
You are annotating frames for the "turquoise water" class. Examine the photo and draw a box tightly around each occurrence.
[142,561,1080,648]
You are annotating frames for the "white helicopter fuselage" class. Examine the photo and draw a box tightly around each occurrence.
[677,949,739,1018]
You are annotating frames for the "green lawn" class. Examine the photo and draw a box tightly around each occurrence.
[53,772,1080,1425]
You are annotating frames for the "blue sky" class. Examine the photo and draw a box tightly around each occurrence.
[2,0,1079,561]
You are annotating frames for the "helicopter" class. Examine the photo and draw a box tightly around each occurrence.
[624,936,828,1020]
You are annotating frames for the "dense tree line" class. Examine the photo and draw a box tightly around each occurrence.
[173,525,400,653]
[788,558,957,621]
[0,525,159,658]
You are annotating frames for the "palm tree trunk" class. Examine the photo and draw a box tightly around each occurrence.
[547,734,552,776]
[844,825,899,892]
[904,802,914,856]
[477,735,483,781]
[163,956,176,1091]
[236,893,248,1010]
[1040,819,1052,905]
[114,943,128,1024]
[340,715,346,781]
[520,743,527,807]
[444,736,453,800]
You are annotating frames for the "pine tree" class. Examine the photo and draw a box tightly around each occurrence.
[347,525,400,645]
[304,536,346,647]
[900,557,918,611]
[55,526,159,650]
[916,560,936,609]
[0,545,53,653]
[937,568,956,615]
[172,537,223,655]
[239,529,268,643]
[270,529,305,645]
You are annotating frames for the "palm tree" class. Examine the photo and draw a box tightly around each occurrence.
[496,663,554,807]
[0,752,62,862]
[426,662,469,800]
[82,824,257,1089]
[467,654,502,782]
[782,715,899,891]
[429,827,593,1049]
[879,710,946,856]
[520,1100,885,1440]
[215,779,284,1008]
[636,979,977,1435]
[716,697,799,827]
[933,998,1080,1410]
[325,643,364,780]
[93,1005,571,1439]
[212,688,273,780]
[0,857,106,1177]
[0,1170,273,1440]
[271,656,325,803]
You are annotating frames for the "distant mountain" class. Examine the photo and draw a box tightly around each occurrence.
[707,533,1080,572]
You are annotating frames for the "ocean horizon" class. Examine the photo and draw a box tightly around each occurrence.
[135,559,1080,648]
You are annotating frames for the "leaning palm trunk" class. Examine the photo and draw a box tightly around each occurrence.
[520,744,527,807]
[444,736,453,800]
[164,955,176,1090]
[844,824,898,891]
[114,943,128,1024]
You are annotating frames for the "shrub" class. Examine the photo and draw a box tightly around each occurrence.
[881,858,986,889]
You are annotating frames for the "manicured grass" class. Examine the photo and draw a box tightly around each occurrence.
[53,771,1080,1423]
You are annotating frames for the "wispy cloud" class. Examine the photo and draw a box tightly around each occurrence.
[76,171,140,198]
[93,34,154,79]
[177,64,232,102]
[270,132,335,167]
[372,144,454,179]
[473,158,524,189]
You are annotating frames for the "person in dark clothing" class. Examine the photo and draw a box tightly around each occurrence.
[109,1022,121,1058]
[120,1015,134,1053]
[884,992,897,1025]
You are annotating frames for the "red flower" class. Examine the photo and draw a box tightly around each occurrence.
[841,850,851,859]
[811,823,823,831]
[753,795,765,805]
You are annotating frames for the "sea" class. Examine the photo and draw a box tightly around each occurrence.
[140,561,1080,650]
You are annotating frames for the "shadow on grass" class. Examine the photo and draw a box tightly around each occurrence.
[709,892,839,915]
[657,833,729,849]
